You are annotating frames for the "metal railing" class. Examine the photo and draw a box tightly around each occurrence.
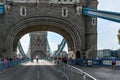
[75,58,120,67]
[56,62,97,80]
[0,59,29,71]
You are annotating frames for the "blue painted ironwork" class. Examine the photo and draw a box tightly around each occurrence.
[0,59,29,71]
[25,33,31,58]
[0,3,4,14]
[18,41,28,58]
[46,37,52,55]
[18,32,67,59]
[83,8,120,23]
[75,58,120,67]
[54,38,67,56]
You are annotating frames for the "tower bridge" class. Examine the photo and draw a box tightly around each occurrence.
[30,31,47,59]
[0,0,120,59]
[0,0,98,59]
[0,0,120,80]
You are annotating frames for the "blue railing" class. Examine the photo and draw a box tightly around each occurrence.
[75,58,120,67]
[0,59,29,71]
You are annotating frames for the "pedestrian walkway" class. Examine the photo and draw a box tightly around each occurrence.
[75,66,120,80]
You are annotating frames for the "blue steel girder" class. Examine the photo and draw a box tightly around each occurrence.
[0,3,4,14]
[83,8,120,23]
[0,5,4,14]
[54,38,66,56]
[18,41,28,58]
[47,37,52,55]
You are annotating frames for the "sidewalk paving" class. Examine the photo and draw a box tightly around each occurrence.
[75,66,120,80]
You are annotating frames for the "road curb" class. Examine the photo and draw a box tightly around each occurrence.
[0,65,18,75]
[0,61,29,75]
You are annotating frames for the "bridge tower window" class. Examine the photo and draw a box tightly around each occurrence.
[62,7,68,17]
[76,6,82,15]
[92,18,96,25]
[20,6,27,16]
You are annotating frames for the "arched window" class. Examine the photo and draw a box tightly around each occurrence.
[20,6,27,16]
[62,7,68,17]
[92,18,96,25]
[76,6,82,15]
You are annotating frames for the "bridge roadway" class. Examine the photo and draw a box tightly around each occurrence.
[75,65,120,80]
[0,60,66,80]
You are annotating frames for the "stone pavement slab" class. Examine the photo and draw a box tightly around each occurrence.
[75,66,120,80]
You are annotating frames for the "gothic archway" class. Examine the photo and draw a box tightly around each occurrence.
[6,16,83,58]
[31,51,45,59]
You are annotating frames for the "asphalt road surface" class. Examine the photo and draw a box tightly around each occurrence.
[0,60,66,80]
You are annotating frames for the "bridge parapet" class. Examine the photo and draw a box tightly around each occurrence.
[56,62,97,80]
[4,0,86,5]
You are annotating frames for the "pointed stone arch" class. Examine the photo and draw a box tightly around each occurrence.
[5,16,83,58]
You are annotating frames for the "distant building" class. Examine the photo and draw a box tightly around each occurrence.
[97,49,120,59]
[59,51,68,57]
[117,49,120,58]
[111,50,119,58]
[97,49,111,58]
[103,49,111,58]
[97,50,104,58]
[53,50,68,57]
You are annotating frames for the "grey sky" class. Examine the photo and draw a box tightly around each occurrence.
[97,0,120,50]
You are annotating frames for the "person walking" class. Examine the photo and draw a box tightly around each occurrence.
[36,58,39,63]
[3,58,8,67]
[67,57,73,65]
[112,58,116,70]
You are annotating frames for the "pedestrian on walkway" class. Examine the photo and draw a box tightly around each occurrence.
[36,58,39,63]
[3,58,8,67]
[111,58,116,70]
[31,58,33,62]
[67,57,73,65]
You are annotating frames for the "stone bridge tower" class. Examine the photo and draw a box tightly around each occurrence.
[0,0,98,59]
[30,31,47,59]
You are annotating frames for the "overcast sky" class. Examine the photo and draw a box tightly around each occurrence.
[20,0,120,54]
[97,0,120,50]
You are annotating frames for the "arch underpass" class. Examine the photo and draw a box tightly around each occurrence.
[0,0,98,59]
[6,16,83,59]
[31,51,45,59]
